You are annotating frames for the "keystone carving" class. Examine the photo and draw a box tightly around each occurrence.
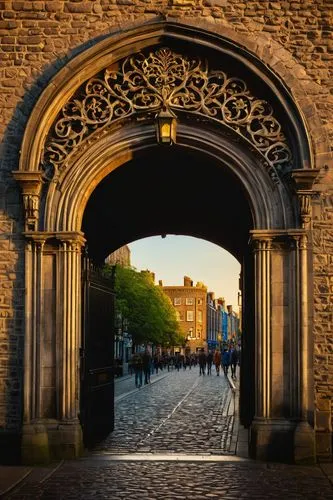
[42,47,293,182]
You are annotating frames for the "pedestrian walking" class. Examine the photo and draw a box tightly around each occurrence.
[230,345,239,379]
[175,352,181,371]
[131,352,143,388]
[142,348,152,385]
[213,349,221,376]
[198,348,206,376]
[153,353,160,374]
[207,350,213,375]
[222,348,230,376]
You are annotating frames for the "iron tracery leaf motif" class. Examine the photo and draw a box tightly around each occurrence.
[42,47,292,180]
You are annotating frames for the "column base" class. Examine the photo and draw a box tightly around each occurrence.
[21,423,50,465]
[250,418,296,463]
[21,421,84,464]
[294,421,316,464]
[48,421,84,460]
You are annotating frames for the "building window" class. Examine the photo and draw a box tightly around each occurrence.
[197,298,203,305]
[197,331,201,339]
[186,310,194,322]
[197,310,202,323]
[186,297,194,305]
[174,297,181,306]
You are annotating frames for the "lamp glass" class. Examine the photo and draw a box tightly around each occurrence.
[156,109,177,145]
[160,122,171,142]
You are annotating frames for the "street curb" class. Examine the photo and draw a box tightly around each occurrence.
[227,373,237,391]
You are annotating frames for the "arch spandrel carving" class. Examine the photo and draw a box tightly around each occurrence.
[42,47,292,185]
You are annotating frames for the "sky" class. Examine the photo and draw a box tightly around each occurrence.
[128,235,241,312]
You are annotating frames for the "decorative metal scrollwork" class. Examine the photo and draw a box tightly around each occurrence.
[42,47,292,180]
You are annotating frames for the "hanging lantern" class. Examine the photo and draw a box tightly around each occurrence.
[155,108,177,145]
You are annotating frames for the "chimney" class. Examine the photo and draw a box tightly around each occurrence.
[159,280,163,286]
[184,276,193,287]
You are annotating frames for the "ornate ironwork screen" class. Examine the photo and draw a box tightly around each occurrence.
[42,47,292,182]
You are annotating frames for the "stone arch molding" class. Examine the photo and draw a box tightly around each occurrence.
[14,19,320,234]
[13,20,324,465]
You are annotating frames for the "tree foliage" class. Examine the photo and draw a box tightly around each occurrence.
[103,264,183,348]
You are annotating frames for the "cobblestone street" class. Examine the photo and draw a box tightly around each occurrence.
[2,367,333,499]
[95,367,236,455]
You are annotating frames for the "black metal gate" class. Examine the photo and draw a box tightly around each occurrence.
[80,257,116,448]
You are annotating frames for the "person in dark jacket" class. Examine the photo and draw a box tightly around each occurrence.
[198,349,206,376]
[206,350,213,375]
[230,346,239,379]
[142,348,152,385]
[222,348,230,376]
[132,352,143,388]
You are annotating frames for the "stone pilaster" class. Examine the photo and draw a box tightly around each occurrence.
[253,235,272,420]
[291,232,316,464]
[21,231,85,464]
[249,229,315,463]
[58,234,85,421]
[21,234,50,464]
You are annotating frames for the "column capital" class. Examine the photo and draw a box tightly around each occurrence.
[23,232,47,248]
[13,171,44,232]
[250,229,308,252]
[291,169,321,229]
[250,229,307,241]
[23,231,86,249]
[291,169,320,191]
[57,232,86,248]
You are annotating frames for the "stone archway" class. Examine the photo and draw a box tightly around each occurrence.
[13,20,321,464]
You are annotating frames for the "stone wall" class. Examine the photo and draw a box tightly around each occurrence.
[0,0,332,457]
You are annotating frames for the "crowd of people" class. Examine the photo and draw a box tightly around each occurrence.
[129,344,241,388]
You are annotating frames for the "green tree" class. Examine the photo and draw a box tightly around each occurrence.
[103,264,183,348]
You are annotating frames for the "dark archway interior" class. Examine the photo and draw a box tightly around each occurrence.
[82,145,256,428]
[82,146,253,264]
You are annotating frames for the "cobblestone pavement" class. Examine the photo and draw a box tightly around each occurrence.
[96,366,235,455]
[3,367,333,499]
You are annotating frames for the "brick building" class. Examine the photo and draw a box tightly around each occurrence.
[160,276,207,353]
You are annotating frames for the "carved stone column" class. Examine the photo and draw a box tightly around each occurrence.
[250,230,299,462]
[21,234,49,464]
[58,233,85,420]
[252,235,272,420]
[293,232,316,463]
[51,233,86,459]
[21,231,85,464]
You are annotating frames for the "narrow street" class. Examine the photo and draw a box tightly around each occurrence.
[2,367,333,499]
[94,365,238,456]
